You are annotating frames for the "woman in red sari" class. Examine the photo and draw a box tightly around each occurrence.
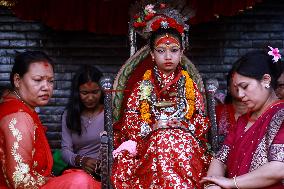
[111,2,211,188]
[0,51,100,188]
[215,68,248,148]
[202,49,284,188]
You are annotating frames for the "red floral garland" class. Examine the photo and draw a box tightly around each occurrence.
[132,3,184,34]
[151,17,184,34]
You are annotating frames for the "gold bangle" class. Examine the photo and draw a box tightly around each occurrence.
[233,175,240,189]
[204,183,217,188]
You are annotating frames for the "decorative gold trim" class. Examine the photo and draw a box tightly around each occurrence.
[8,117,46,188]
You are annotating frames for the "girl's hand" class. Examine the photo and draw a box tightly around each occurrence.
[153,118,185,129]
[166,119,183,127]
[112,140,137,158]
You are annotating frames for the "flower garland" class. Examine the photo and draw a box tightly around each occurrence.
[139,69,195,124]
[133,3,163,28]
[181,70,195,119]
[139,70,152,124]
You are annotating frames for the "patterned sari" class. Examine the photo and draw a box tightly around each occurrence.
[0,97,100,189]
[111,66,211,189]
[215,103,236,147]
[216,101,284,189]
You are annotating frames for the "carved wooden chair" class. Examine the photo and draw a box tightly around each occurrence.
[99,44,219,189]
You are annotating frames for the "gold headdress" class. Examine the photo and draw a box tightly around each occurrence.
[0,0,16,7]
[129,0,195,55]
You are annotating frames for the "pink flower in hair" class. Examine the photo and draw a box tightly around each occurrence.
[268,46,281,63]
[145,4,156,14]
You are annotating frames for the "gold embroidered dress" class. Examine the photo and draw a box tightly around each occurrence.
[215,101,284,189]
[0,97,101,189]
[0,97,52,188]
[111,66,211,189]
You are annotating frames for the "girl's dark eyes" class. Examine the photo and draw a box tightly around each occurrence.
[154,48,180,53]
[156,49,165,53]
[171,48,179,52]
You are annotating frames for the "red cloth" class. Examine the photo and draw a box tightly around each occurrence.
[215,103,236,136]
[4,0,261,34]
[8,0,131,34]
[190,0,262,24]
[219,101,284,188]
[121,55,154,117]
[0,97,100,188]
[42,169,101,189]
[0,97,53,188]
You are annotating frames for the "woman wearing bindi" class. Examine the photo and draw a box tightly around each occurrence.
[61,65,104,182]
[201,48,284,189]
[0,51,100,188]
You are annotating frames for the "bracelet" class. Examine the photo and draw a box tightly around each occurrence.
[233,175,240,189]
[79,155,85,167]
[204,183,217,188]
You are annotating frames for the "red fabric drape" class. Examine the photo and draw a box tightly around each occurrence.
[189,0,262,24]
[3,0,262,34]
[0,97,53,188]
[222,101,284,188]
[8,0,131,34]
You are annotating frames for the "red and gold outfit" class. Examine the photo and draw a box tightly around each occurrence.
[0,97,100,189]
[215,104,236,147]
[112,66,211,188]
[216,101,284,189]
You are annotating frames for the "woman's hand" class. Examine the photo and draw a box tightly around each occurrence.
[81,157,100,175]
[201,176,234,189]
[205,184,222,189]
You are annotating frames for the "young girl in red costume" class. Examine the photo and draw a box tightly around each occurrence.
[111,2,211,188]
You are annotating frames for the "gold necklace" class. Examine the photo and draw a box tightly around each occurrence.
[13,90,24,103]
[13,90,35,111]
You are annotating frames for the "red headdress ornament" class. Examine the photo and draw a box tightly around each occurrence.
[130,0,195,39]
